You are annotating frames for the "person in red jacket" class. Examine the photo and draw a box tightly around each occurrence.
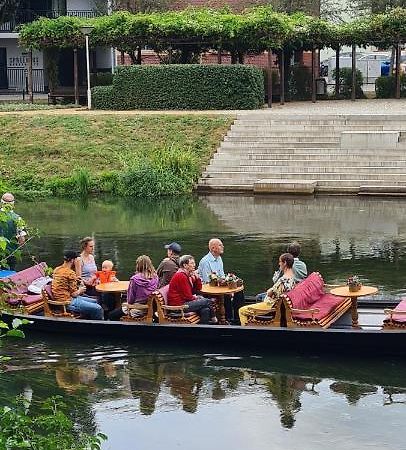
[168,254,217,324]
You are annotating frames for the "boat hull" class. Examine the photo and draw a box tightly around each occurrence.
[2,311,406,357]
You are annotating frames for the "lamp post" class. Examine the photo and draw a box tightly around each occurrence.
[80,25,94,109]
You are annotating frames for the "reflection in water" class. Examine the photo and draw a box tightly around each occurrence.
[16,194,406,297]
[1,337,406,450]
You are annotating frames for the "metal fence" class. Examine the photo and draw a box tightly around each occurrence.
[6,68,46,93]
[0,10,100,32]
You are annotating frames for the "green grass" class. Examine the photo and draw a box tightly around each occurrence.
[0,114,233,197]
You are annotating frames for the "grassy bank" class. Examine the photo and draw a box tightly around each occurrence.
[0,114,233,197]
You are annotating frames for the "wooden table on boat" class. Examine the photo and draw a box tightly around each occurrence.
[330,285,378,328]
[96,281,129,309]
[200,284,244,325]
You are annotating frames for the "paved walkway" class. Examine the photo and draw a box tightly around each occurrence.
[1,98,406,116]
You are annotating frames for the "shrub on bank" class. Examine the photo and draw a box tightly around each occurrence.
[92,65,265,110]
[375,75,406,98]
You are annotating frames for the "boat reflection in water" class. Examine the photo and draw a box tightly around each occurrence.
[1,338,406,449]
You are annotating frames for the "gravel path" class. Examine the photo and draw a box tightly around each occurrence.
[1,98,406,116]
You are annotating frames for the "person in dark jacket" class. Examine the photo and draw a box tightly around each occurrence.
[157,242,181,287]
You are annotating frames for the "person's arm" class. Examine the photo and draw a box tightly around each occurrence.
[69,273,85,298]
[176,274,194,302]
[191,273,202,294]
[74,257,82,278]
[126,278,138,304]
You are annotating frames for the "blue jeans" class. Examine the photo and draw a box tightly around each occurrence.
[68,296,104,320]
[184,296,215,324]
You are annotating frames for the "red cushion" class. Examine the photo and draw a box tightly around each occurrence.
[292,293,345,321]
[392,299,406,323]
[287,272,324,309]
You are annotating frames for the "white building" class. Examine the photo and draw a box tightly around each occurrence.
[0,0,113,94]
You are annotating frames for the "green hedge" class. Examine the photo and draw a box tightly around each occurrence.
[92,65,264,110]
[90,72,113,87]
[375,75,406,98]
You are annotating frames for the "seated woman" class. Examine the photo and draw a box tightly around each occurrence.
[168,254,217,325]
[75,236,98,296]
[52,250,104,320]
[109,255,159,321]
[239,253,296,326]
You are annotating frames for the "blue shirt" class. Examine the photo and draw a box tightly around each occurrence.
[198,252,225,283]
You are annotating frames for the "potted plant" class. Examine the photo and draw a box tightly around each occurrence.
[225,273,241,289]
[347,275,362,292]
[209,272,219,287]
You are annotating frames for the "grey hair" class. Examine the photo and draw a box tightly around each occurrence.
[179,254,194,267]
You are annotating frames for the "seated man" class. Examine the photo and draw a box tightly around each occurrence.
[273,241,307,284]
[157,242,181,287]
[198,238,244,324]
[168,254,216,324]
[51,250,104,320]
[239,253,296,326]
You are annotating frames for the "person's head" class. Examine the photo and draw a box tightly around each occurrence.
[164,242,182,258]
[80,237,95,254]
[279,253,294,272]
[179,254,196,273]
[1,192,15,208]
[63,250,79,268]
[102,260,114,272]
[208,238,224,257]
[135,255,156,279]
[287,241,301,258]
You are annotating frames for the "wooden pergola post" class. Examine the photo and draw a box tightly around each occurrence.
[335,45,340,98]
[217,45,222,64]
[168,46,173,64]
[311,45,316,103]
[120,50,125,65]
[267,48,273,108]
[73,48,79,106]
[351,44,356,101]
[395,42,401,99]
[137,46,142,65]
[280,49,285,105]
[27,49,33,103]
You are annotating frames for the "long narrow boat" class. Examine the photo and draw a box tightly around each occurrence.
[2,305,406,357]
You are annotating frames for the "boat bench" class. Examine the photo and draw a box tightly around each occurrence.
[383,299,406,329]
[283,272,352,329]
[153,285,200,324]
[3,263,47,314]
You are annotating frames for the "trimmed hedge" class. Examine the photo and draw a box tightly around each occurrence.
[375,75,406,98]
[92,64,264,110]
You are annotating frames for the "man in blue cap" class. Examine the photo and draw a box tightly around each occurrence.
[157,242,182,287]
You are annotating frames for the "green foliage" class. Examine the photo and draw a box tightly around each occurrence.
[72,168,91,198]
[118,146,200,197]
[0,395,106,450]
[375,74,406,98]
[93,64,264,110]
[90,72,113,87]
[91,86,115,109]
[332,67,365,99]
[289,65,312,100]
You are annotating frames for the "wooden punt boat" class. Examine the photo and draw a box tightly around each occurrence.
[2,304,406,358]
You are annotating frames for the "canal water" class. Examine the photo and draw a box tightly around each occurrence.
[2,194,406,449]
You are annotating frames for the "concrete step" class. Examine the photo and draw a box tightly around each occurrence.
[214,148,406,157]
[219,143,341,150]
[235,114,406,122]
[231,123,406,131]
[201,172,406,181]
[228,130,343,137]
[205,164,406,173]
[209,154,406,169]
[225,134,340,142]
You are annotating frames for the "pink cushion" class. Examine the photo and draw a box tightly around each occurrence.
[159,285,169,305]
[21,294,42,306]
[292,293,345,321]
[392,299,406,323]
[6,263,47,295]
[287,272,324,309]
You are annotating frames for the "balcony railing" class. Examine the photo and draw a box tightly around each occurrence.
[0,9,101,33]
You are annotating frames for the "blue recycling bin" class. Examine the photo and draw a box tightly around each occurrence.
[381,61,390,76]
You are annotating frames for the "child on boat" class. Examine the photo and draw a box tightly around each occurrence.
[96,260,119,284]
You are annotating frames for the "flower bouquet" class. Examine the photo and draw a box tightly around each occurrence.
[347,275,362,292]
[209,272,219,287]
[225,273,243,289]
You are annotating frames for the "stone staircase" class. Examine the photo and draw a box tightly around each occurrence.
[197,114,406,195]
